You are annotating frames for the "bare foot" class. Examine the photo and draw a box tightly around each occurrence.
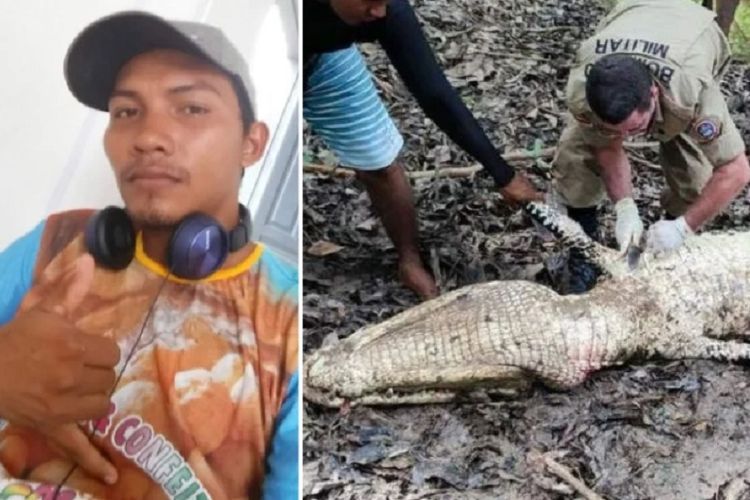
[398,259,438,300]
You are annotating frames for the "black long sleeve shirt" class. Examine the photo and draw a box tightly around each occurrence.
[303,0,515,187]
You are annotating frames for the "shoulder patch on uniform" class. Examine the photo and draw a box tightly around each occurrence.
[692,116,722,143]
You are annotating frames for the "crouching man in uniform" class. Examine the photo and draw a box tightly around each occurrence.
[552,0,749,292]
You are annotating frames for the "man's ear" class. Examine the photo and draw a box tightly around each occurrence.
[650,83,659,100]
[241,121,270,167]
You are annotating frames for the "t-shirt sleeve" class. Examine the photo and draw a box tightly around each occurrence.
[257,248,299,500]
[262,371,299,500]
[0,221,44,326]
[376,0,516,186]
[689,83,746,168]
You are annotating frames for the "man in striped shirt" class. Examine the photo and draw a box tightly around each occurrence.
[304,0,543,299]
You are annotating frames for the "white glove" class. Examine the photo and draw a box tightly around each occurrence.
[645,216,693,253]
[614,197,644,251]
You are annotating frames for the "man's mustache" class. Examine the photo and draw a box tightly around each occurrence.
[121,161,189,183]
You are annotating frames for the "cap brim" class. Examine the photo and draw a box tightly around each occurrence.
[64,11,211,111]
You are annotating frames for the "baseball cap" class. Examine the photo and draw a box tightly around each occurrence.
[64,11,255,123]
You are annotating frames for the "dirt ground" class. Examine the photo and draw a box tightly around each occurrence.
[302,0,750,498]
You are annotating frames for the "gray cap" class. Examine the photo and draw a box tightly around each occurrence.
[64,11,255,122]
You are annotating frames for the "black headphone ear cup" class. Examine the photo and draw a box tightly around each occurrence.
[84,206,135,270]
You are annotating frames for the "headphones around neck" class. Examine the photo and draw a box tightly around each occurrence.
[84,204,252,280]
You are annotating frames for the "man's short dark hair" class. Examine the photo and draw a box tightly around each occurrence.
[585,54,653,125]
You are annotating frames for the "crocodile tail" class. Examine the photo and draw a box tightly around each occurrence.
[524,201,620,272]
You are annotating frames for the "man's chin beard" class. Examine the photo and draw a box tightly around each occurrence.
[129,209,181,231]
[123,194,183,230]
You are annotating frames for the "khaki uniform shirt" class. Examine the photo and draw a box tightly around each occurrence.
[566,0,745,167]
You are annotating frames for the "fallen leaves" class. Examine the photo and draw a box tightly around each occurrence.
[307,240,344,256]
[302,0,750,497]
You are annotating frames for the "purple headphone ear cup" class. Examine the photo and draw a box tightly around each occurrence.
[84,206,136,270]
[167,213,229,280]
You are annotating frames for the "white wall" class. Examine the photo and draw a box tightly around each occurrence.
[0,0,299,264]
[241,0,299,264]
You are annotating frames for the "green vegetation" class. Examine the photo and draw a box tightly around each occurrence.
[730,0,750,60]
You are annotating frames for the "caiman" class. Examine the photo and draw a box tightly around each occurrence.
[304,202,750,407]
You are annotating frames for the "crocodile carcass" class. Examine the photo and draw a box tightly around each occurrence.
[304,202,750,407]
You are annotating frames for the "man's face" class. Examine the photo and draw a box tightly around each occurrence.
[329,0,389,25]
[104,49,267,228]
[600,84,659,139]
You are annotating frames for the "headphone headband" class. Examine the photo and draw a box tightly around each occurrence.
[86,203,253,279]
[229,204,252,252]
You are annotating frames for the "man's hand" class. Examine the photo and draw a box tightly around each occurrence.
[646,217,693,253]
[614,197,644,251]
[0,254,120,484]
[0,310,119,426]
[38,423,119,485]
[499,173,544,206]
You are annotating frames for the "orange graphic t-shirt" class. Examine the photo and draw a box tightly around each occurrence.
[0,210,299,499]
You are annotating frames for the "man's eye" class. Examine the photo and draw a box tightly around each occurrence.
[181,105,209,115]
[112,108,138,119]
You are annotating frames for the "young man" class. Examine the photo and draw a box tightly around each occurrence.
[0,12,298,499]
[304,0,543,299]
[553,0,749,292]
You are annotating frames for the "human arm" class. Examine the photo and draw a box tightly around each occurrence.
[647,84,749,252]
[0,227,120,484]
[682,84,750,230]
[647,153,750,253]
[594,138,632,202]
[683,153,750,230]
[376,0,541,201]
[593,139,644,249]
